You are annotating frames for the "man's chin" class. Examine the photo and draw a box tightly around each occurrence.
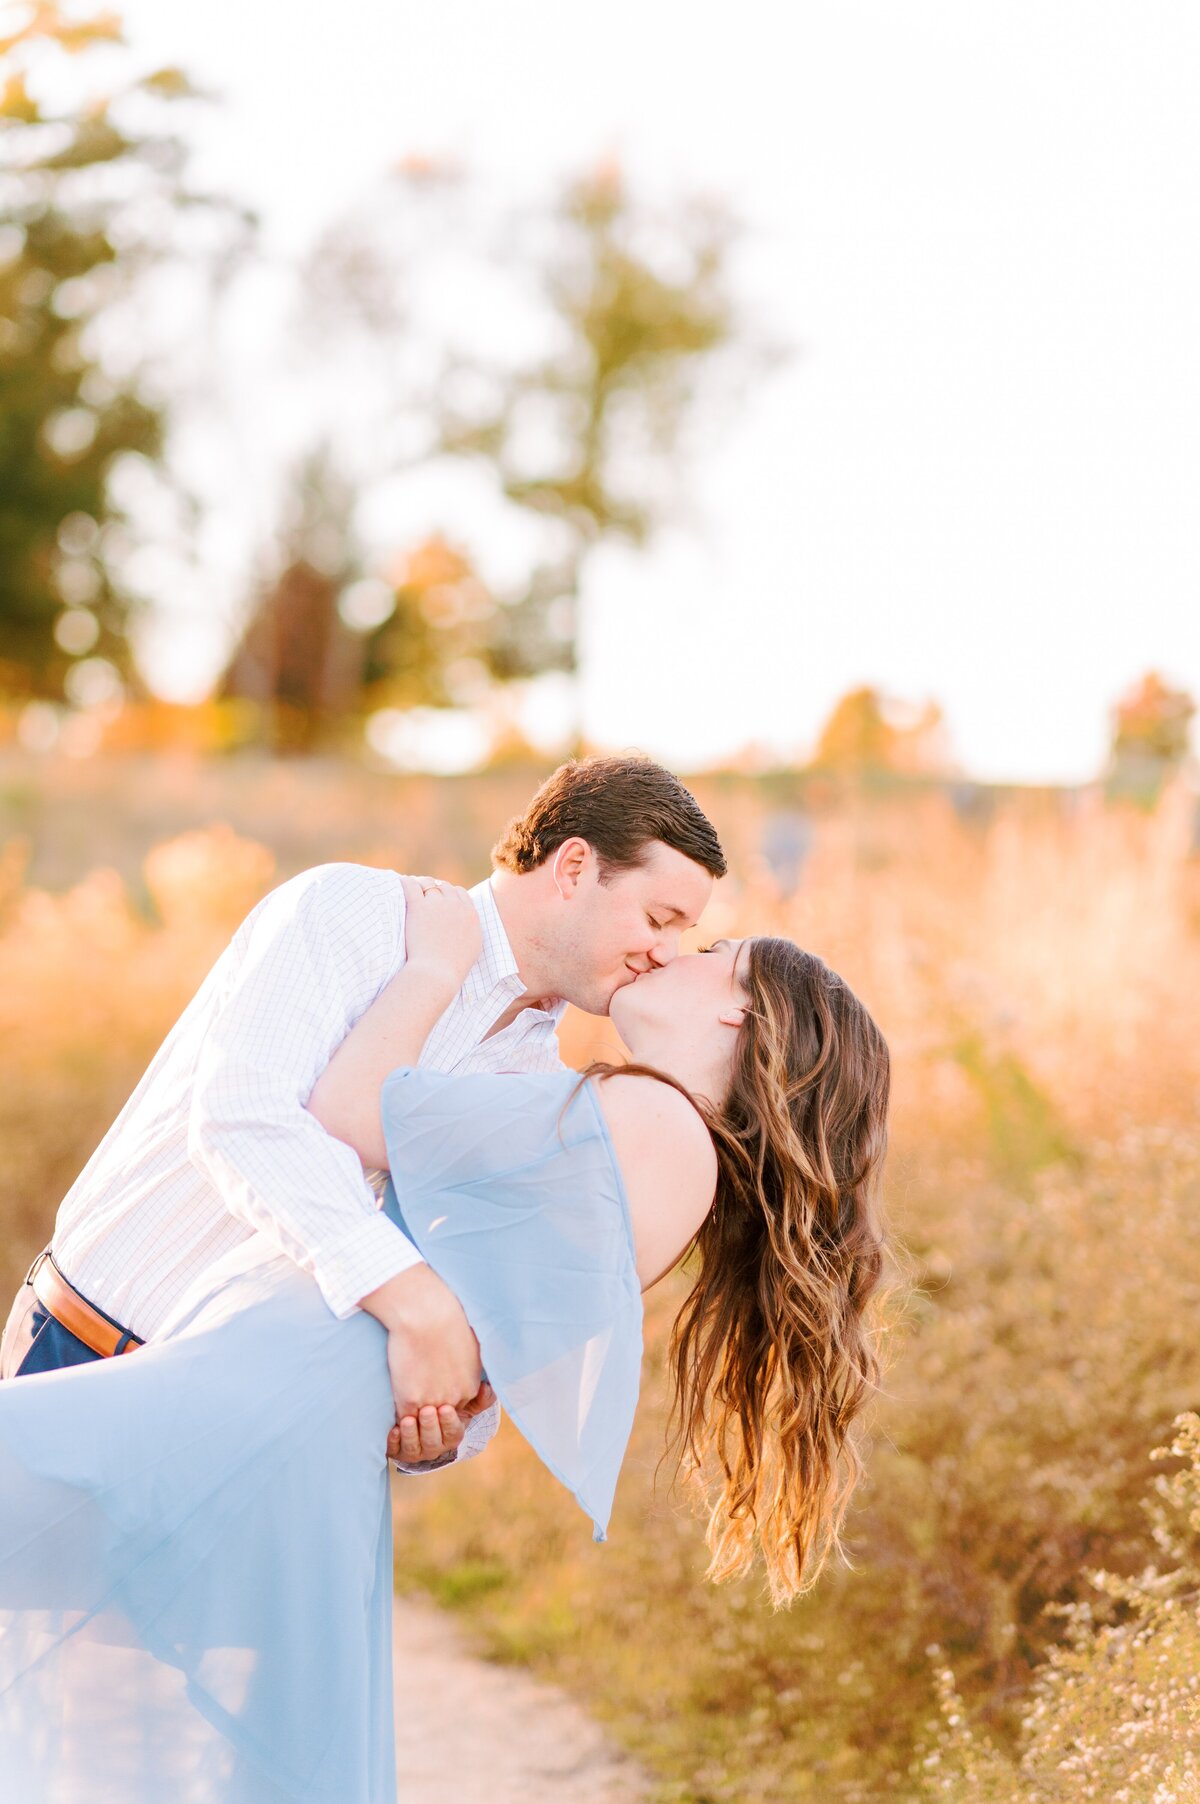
[604,975,639,1020]
[564,972,638,1020]
[563,988,618,1020]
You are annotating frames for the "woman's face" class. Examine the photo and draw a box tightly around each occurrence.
[609,937,752,1066]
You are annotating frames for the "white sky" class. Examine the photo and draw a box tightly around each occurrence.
[112,0,1200,780]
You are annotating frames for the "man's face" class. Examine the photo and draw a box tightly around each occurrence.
[551,839,715,1016]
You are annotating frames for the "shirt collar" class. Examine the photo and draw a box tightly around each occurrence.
[465,877,567,1021]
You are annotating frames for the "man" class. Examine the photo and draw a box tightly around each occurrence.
[0,755,726,1472]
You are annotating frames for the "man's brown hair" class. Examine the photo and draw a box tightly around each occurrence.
[491,755,727,880]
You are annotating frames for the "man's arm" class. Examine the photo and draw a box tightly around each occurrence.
[186,865,423,1318]
[186,865,487,1463]
[304,878,495,1471]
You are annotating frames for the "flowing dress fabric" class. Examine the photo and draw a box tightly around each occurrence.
[0,1070,643,1803]
[378,1067,644,1544]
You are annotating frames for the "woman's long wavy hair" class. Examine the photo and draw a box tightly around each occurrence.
[596,938,892,1606]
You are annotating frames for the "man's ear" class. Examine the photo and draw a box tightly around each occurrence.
[550,837,590,900]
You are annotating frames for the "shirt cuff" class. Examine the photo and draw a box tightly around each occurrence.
[313,1210,425,1319]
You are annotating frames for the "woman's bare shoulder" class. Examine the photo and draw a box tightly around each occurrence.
[591,1071,718,1289]
[592,1070,712,1154]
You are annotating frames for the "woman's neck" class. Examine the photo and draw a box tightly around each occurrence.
[617,1032,729,1113]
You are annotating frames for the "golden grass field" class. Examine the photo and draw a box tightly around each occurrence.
[2,751,1198,1800]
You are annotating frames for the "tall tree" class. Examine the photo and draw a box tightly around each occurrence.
[0,3,249,704]
[427,161,762,688]
[246,156,774,748]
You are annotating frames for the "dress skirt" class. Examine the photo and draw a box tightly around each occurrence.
[0,1068,643,1801]
[0,1241,399,1801]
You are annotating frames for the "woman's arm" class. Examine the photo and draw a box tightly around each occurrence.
[592,1073,718,1290]
[307,878,481,1168]
[305,878,491,1473]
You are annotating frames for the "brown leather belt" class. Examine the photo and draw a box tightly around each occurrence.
[28,1249,143,1358]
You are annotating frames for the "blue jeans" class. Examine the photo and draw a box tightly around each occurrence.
[16,1302,103,1375]
[0,1254,122,1380]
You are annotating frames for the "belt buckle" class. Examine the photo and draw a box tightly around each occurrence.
[24,1247,50,1289]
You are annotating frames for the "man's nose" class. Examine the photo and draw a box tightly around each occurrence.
[647,930,681,968]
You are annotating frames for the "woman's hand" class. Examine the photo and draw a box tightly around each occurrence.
[387,1381,497,1465]
[307,875,481,1166]
[401,876,483,989]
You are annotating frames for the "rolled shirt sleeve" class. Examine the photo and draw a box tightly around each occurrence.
[186,865,426,1319]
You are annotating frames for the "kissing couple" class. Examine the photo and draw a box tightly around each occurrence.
[0,754,891,1802]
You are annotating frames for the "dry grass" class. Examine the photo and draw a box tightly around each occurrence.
[1,753,1197,1800]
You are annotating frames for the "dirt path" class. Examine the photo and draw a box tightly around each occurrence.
[392,1595,652,1802]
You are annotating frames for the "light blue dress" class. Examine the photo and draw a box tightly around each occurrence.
[0,1069,643,1802]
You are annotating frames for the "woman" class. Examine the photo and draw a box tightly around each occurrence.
[0,882,891,1803]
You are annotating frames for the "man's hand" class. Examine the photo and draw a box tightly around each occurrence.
[386,1382,496,1464]
[359,1261,483,1425]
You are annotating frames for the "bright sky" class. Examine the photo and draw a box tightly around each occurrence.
[113,0,1200,780]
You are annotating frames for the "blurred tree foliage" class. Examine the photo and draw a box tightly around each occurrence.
[0,2,250,705]
[1108,670,1195,802]
[1113,671,1195,764]
[223,159,773,750]
[218,446,365,754]
[424,161,759,688]
[220,447,499,754]
[813,684,949,777]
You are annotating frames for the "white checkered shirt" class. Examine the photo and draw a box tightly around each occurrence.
[52,865,566,1344]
